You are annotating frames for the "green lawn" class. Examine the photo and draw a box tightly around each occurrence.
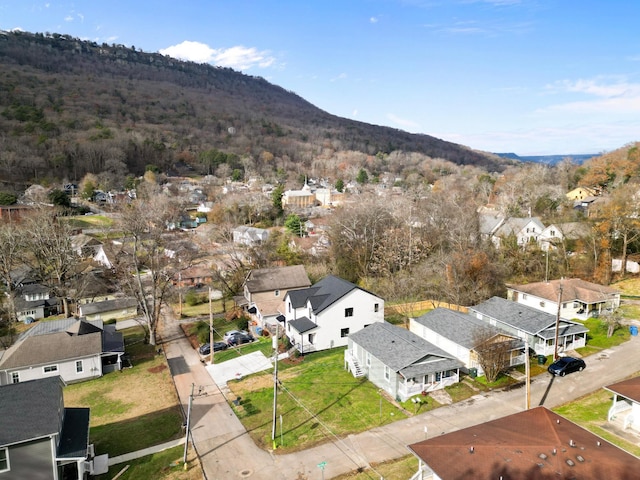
[65,326,183,457]
[95,445,201,480]
[228,348,409,452]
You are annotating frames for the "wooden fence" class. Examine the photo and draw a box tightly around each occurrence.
[385,300,468,317]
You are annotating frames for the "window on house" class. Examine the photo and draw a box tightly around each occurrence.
[384,365,390,381]
[308,333,314,344]
[288,303,291,312]
[522,294,528,300]
[11,372,19,384]
[374,303,379,312]
[550,230,556,236]
[540,301,545,307]
[366,352,371,366]
[345,307,354,317]
[43,365,58,374]
[0,448,9,473]
[341,328,349,338]
[274,290,280,297]
[76,360,84,374]
[562,303,568,308]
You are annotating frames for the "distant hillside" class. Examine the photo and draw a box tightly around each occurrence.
[0,30,509,190]
[494,153,598,165]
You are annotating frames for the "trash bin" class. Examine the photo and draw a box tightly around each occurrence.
[537,355,547,365]
[469,368,478,378]
[630,325,638,336]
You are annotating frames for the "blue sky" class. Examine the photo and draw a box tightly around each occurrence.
[1,1,639,156]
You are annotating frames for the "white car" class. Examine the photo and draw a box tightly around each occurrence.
[223,330,247,343]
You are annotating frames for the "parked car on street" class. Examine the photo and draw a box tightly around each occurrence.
[198,342,228,356]
[547,356,586,376]
[227,333,254,346]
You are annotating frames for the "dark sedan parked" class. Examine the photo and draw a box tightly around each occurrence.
[227,333,254,346]
[198,341,228,356]
[547,356,586,376]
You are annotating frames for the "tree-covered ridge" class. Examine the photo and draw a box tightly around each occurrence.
[0,30,507,192]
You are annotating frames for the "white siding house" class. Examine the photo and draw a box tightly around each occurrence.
[283,275,384,353]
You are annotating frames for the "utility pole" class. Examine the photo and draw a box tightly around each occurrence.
[209,286,214,364]
[183,383,194,468]
[553,282,563,360]
[525,337,530,410]
[271,323,279,449]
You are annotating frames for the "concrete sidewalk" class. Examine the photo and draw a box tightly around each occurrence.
[159,308,640,480]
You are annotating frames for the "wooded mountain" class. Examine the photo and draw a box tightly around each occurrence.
[0,30,508,191]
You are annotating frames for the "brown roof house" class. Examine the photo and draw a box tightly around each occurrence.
[0,318,124,386]
[238,265,311,332]
[507,278,620,321]
[408,406,640,480]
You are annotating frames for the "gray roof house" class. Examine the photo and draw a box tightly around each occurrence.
[14,283,59,322]
[468,296,588,356]
[345,322,463,402]
[77,297,138,321]
[410,308,525,377]
[0,376,107,479]
[0,319,125,386]
[284,275,384,353]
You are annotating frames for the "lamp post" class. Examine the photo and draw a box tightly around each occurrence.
[209,286,214,364]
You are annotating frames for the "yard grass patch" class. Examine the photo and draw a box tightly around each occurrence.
[332,455,419,480]
[64,325,183,456]
[95,445,201,480]
[228,348,408,452]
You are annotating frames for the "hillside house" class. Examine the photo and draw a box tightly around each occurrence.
[14,283,59,322]
[77,297,138,321]
[283,275,384,353]
[233,226,269,246]
[345,322,463,401]
[507,278,620,321]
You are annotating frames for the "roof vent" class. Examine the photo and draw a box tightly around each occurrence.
[470,446,474,454]
[539,453,547,460]
[596,441,601,447]
[552,449,557,455]
[566,459,575,467]
[556,419,560,424]
[576,455,585,462]
[569,439,576,447]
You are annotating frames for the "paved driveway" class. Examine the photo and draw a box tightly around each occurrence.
[205,350,273,385]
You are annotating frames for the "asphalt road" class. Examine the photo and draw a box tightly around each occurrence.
[160,312,640,480]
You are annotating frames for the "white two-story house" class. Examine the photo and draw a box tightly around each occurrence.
[283,275,384,353]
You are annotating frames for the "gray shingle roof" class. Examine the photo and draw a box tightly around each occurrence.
[0,331,103,369]
[19,318,104,341]
[80,297,137,316]
[57,407,90,458]
[288,316,317,334]
[413,308,514,349]
[469,297,587,335]
[0,376,64,446]
[349,322,463,377]
[287,275,381,315]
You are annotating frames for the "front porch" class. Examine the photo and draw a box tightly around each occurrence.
[398,372,459,402]
[534,334,586,356]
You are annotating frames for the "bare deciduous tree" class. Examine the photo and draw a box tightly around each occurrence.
[472,327,518,383]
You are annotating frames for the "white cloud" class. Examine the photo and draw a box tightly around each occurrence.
[387,113,420,130]
[159,40,275,71]
[541,77,640,115]
[370,16,379,24]
[64,15,73,22]
[330,73,348,82]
